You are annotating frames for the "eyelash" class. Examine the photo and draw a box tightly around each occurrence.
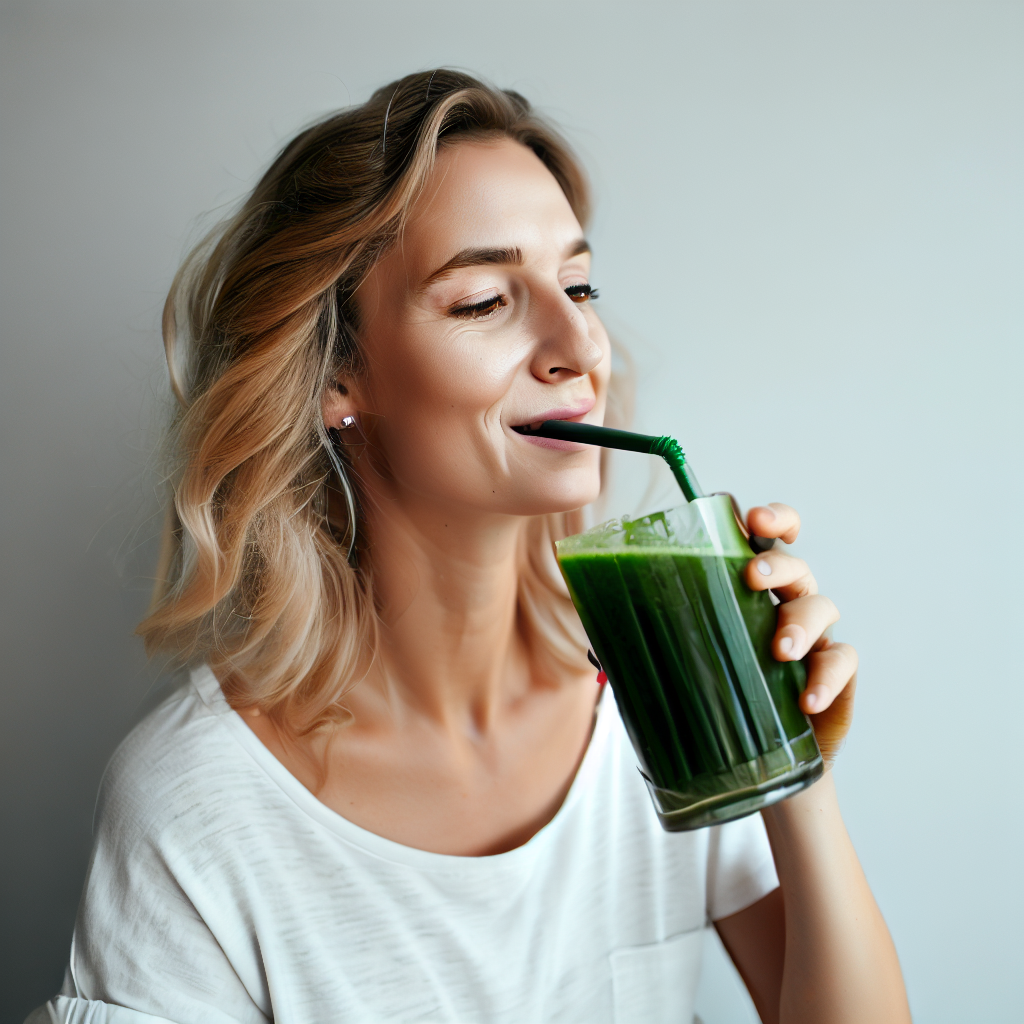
[565,283,599,304]
[449,294,508,319]
[448,284,599,320]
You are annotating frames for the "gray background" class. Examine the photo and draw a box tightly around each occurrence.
[2,2,1021,1021]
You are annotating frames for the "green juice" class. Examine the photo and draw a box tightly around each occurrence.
[557,495,822,831]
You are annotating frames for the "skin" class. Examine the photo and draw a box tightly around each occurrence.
[244,138,911,1023]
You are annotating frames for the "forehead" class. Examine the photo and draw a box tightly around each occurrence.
[397,139,584,273]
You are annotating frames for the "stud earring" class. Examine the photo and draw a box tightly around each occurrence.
[340,415,357,430]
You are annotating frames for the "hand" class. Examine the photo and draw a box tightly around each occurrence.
[743,504,857,768]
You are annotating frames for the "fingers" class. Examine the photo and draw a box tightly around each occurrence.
[772,594,840,661]
[742,502,855,766]
[805,654,857,769]
[744,548,818,600]
[801,641,858,715]
[747,503,800,545]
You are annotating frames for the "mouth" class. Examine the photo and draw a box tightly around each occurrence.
[510,403,595,432]
[510,403,596,451]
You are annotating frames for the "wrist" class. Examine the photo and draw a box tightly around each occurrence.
[760,771,843,860]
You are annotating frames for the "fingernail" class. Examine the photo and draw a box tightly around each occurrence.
[756,559,772,576]
[779,635,794,655]
[805,692,818,711]
[763,506,777,520]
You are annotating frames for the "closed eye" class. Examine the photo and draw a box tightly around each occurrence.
[565,283,599,303]
[448,293,508,320]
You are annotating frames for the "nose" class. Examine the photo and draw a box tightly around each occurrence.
[528,286,604,384]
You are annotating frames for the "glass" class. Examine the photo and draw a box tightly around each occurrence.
[556,494,822,831]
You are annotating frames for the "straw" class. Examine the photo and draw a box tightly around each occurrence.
[513,421,704,502]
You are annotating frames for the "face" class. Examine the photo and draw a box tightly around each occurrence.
[329,138,611,520]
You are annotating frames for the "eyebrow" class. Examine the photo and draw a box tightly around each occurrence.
[421,247,522,287]
[421,237,591,288]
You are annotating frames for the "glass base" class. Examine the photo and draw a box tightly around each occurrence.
[641,735,824,832]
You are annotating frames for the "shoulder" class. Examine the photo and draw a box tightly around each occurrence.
[94,667,262,857]
[71,669,279,1016]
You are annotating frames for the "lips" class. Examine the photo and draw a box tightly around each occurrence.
[510,403,595,433]
[510,403,596,450]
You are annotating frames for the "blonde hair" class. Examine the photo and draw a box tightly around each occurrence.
[140,69,631,728]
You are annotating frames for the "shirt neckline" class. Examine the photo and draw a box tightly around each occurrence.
[191,664,614,873]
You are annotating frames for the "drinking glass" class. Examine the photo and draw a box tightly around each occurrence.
[557,494,823,831]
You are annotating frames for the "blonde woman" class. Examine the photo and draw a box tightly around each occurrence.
[34,70,910,1024]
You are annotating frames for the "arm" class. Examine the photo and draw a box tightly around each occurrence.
[715,504,910,1024]
[716,775,910,1024]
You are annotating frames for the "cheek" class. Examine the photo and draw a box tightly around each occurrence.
[588,324,614,411]
[374,331,521,425]
[361,329,524,496]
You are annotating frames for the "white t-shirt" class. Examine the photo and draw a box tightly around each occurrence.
[36,665,778,1024]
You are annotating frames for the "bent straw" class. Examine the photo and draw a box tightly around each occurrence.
[513,421,704,502]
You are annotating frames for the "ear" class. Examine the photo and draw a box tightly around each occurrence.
[322,376,364,430]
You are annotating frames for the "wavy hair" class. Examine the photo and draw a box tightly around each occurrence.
[139,69,631,729]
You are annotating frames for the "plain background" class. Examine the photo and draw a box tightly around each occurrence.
[1,1,1021,1021]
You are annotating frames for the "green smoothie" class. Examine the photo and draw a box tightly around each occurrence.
[557,495,822,831]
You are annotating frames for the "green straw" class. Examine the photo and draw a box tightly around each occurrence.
[513,421,704,502]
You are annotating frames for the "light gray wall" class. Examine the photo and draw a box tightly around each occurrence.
[2,2,1021,1021]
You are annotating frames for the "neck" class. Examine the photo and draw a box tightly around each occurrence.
[359,486,533,734]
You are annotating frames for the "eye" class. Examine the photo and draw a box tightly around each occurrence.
[448,293,508,320]
[565,283,599,304]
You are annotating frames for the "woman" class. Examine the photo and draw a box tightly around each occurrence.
[35,70,910,1023]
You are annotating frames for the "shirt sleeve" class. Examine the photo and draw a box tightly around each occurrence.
[704,812,780,921]
[25,994,181,1024]
[57,710,271,1024]
[62,807,266,1024]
